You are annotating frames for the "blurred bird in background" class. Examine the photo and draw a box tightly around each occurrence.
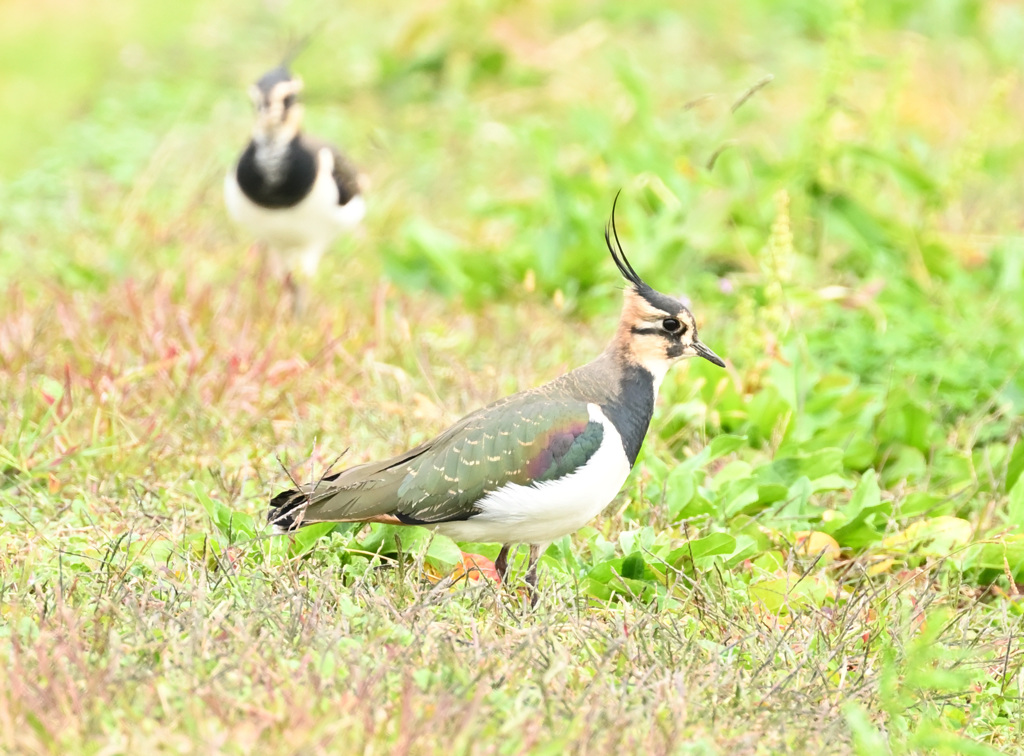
[224,63,366,312]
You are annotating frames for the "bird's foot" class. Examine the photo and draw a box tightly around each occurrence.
[525,543,540,608]
[492,544,540,608]
[495,544,512,584]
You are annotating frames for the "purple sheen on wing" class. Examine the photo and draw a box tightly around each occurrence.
[524,422,588,480]
[527,449,556,480]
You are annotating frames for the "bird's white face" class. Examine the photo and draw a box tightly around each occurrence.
[248,78,304,141]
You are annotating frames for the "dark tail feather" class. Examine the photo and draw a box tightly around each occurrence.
[268,470,343,531]
[268,487,306,531]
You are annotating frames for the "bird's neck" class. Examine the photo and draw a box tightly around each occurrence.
[250,129,299,186]
[559,347,659,467]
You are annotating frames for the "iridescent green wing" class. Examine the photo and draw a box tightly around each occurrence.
[394,397,604,523]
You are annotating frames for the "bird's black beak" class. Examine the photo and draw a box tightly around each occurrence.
[693,340,725,367]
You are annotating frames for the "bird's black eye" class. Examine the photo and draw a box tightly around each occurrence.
[283,94,296,109]
[662,317,683,333]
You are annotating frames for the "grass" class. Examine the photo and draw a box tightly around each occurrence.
[3,0,1024,753]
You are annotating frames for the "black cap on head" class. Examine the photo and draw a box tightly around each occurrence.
[255,66,293,95]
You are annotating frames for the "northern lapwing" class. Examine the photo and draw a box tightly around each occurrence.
[224,65,366,307]
[268,197,725,603]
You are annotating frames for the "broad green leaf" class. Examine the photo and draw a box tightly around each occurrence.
[1007,439,1024,493]
[842,470,880,520]
[583,577,612,602]
[963,534,1024,577]
[331,523,358,538]
[755,448,844,488]
[194,483,232,539]
[746,387,792,445]
[793,531,841,562]
[901,402,934,453]
[720,478,761,517]
[1008,477,1024,528]
[900,491,946,518]
[882,446,927,485]
[882,516,973,557]
[618,526,655,556]
[620,552,646,580]
[664,469,696,518]
[707,434,748,459]
[752,550,786,573]
[810,473,852,492]
[687,532,736,559]
[228,511,257,541]
[710,460,753,487]
[931,449,973,491]
[777,477,813,519]
[756,483,789,505]
[585,559,623,584]
[723,534,759,567]
[357,524,403,556]
[876,391,935,451]
[843,437,877,470]
[609,575,657,603]
[666,533,737,568]
[727,515,774,552]
[128,536,177,566]
[547,535,579,572]
[580,529,616,563]
[288,523,337,558]
[425,535,462,572]
[748,573,831,614]
[664,434,745,491]
[679,493,716,518]
[391,527,431,555]
[829,470,890,548]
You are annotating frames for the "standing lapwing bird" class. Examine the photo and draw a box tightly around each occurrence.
[224,65,366,307]
[268,197,725,603]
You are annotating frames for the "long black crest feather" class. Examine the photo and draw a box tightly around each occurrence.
[604,191,649,291]
[254,33,315,91]
[281,32,314,70]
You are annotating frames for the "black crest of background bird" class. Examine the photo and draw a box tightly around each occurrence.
[224,63,366,308]
[269,197,725,603]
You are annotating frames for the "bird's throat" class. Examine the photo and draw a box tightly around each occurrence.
[252,132,295,186]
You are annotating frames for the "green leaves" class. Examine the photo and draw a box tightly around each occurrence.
[195,482,256,544]
[664,434,748,518]
[826,470,889,548]
[1007,476,1024,528]
[748,573,830,614]
[959,477,1024,580]
[964,535,1024,579]
[357,524,463,572]
[197,482,462,574]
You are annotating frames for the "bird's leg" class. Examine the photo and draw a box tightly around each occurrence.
[495,544,512,584]
[284,273,307,317]
[525,543,541,608]
[298,247,324,278]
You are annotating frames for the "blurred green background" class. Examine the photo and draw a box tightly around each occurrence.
[3,0,1024,752]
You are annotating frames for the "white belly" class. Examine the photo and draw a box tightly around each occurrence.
[435,404,632,545]
[224,147,365,275]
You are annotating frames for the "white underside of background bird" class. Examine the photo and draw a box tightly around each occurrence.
[224,148,366,277]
